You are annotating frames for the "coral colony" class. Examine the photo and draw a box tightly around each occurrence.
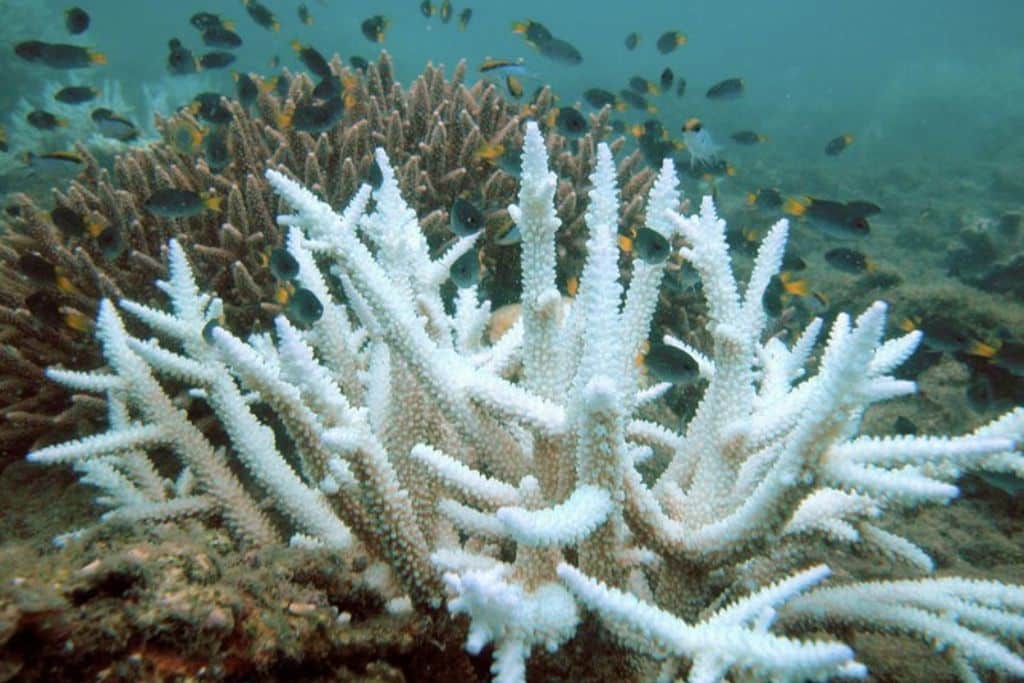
[29,122,1024,682]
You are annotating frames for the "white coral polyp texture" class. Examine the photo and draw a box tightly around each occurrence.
[29,120,1024,682]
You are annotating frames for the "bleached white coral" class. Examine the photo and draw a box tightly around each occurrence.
[28,120,1024,683]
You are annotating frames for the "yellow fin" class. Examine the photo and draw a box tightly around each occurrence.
[203,195,223,212]
[618,234,633,252]
[779,272,808,296]
[566,276,578,296]
[967,340,998,359]
[783,197,807,217]
[89,51,107,65]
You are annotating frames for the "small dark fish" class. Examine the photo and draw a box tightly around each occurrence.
[291,41,332,79]
[288,97,344,134]
[825,134,853,156]
[64,7,90,35]
[313,77,340,100]
[991,341,1024,378]
[234,72,258,107]
[349,55,369,72]
[630,76,657,95]
[539,37,582,65]
[288,288,324,325]
[505,74,524,99]
[556,106,588,138]
[746,188,782,209]
[15,41,105,68]
[190,12,227,31]
[270,247,299,280]
[657,30,687,54]
[368,159,383,189]
[23,150,84,173]
[893,416,918,435]
[706,77,744,99]
[634,227,670,264]
[782,251,807,271]
[458,8,473,31]
[513,20,552,47]
[451,248,480,288]
[144,188,221,218]
[645,343,698,383]
[55,85,98,104]
[18,253,57,286]
[784,197,870,239]
[583,88,616,109]
[274,71,291,98]
[439,0,453,23]
[50,206,86,236]
[660,68,674,91]
[96,225,124,259]
[199,51,236,69]
[624,32,639,50]
[479,57,525,75]
[450,198,484,236]
[420,1,435,18]
[825,247,871,274]
[91,108,138,141]
[618,89,650,112]
[495,224,521,246]
[203,126,230,172]
[167,38,198,75]
[27,110,67,130]
[298,3,313,26]
[361,15,389,42]
[845,200,881,217]
[244,0,280,31]
[25,290,64,327]
[730,130,766,145]
[675,78,687,97]
[202,26,242,49]
[190,92,232,124]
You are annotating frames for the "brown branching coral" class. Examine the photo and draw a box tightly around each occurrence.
[0,51,656,462]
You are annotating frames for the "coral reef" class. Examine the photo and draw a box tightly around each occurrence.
[0,52,649,460]
[27,122,1024,681]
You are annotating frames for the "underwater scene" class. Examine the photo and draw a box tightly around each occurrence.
[0,0,1022,681]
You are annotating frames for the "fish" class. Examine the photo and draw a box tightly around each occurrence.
[244,0,280,31]
[190,12,232,31]
[450,198,484,236]
[203,126,230,172]
[824,247,873,274]
[26,110,68,130]
[368,159,383,189]
[512,20,553,48]
[624,32,640,50]
[54,85,98,104]
[479,57,526,75]
[233,72,259,107]
[313,77,340,100]
[745,188,783,209]
[660,68,674,91]
[14,41,106,68]
[730,130,766,145]
[619,89,654,113]
[18,253,57,286]
[555,106,588,138]
[144,188,222,217]
[497,146,522,177]
[96,225,125,259]
[583,88,617,110]
[644,343,699,383]
[167,38,198,75]
[50,206,87,236]
[291,41,332,79]
[64,7,90,35]
[989,341,1024,377]
[22,150,84,173]
[349,56,369,72]
[287,288,324,325]
[298,4,313,25]
[505,75,524,99]
[844,200,881,217]
[675,78,687,97]
[439,0,453,23]
[190,93,233,124]
[287,97,344,134]
[202,26,242,49]
[656,30,687,54]
[199,51,236,69]
[902,316,994,357]
[458,8,473,31]
[634,227,670,264]
[706,77,744,99]
[825,133,853,156]
[629,76,658,95]
[538,37,582,65]
[269,247,300,280]
[361,15,389,42]
[762,271,810,316]
[420,1,435,18]
[451,248,480,288]
[783,197,870,239]
[495,223,521,246]
[24,291,63,327]
[90,109,138,141]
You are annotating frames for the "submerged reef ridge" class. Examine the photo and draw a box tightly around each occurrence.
[28,122,1024,682]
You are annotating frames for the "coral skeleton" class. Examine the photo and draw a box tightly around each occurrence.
[29,121,1024,682]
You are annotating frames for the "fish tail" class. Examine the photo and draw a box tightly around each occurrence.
[967,340,998,359]
[223,20,237,31]
[746,192,757,206]
[780,272,808,296]
[203,195,223,212]
[64,311,92,333]
[783,197,808,217]
[89,50,107,65]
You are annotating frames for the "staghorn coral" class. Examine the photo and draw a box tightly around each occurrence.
[0,51,653,459]
[26,123,1024,682]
